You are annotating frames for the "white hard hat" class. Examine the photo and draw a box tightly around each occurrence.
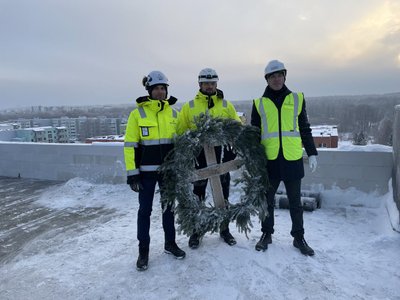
[264,60,287,77]
[144,71,169,90]
[198,68,219,83]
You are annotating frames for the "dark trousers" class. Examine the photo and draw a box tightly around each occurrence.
[261,178,304,238]
[193,172,230,201]
[137,174,175,248]
[193,173,231,232]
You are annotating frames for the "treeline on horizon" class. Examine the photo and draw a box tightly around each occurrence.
[306,93,399,145]
[1,93,399,145]
[234,93,400,146]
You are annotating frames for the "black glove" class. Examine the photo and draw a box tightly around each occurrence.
[127,175,143,193]
[222,145,237,162]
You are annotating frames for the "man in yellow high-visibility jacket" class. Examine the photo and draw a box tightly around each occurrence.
[177,68,241,249]
[124,71,185,271]
[251,60,318,256]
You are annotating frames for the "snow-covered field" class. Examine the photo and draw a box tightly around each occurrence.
[0,178,399,300]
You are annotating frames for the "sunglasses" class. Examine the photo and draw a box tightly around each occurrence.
[198,75,218,79]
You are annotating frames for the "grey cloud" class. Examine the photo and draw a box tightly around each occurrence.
[0,0,398,110]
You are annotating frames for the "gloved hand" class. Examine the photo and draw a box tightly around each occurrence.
[127,175,143,192]
[308,155,317,173]
[222,145,237,162]
[130,182,143,192]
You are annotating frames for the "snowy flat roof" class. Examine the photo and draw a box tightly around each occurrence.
[311,125,338,137]
[86,135,124,140]
[1,177,398,299]
[21,126,55,132]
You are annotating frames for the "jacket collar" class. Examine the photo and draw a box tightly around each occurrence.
[136,96,177,108]
[263,85,291,100]
[195,89,224,109]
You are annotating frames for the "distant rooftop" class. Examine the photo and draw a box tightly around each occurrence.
[312,125,338,137]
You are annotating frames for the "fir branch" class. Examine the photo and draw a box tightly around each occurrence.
[160,113,269,237]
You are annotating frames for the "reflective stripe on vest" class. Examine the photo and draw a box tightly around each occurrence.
[258,99,279,139]
[140,139,173,145]
[124,141,138,148]
[189,99,227,108]
[287,93,300,138]
[140,165,160,172]
[127,169,140,176]
[140,103,177,119]
[256,93,303,160]
[138,107,147,118]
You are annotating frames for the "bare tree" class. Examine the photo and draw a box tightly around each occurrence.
[375,117,393,146]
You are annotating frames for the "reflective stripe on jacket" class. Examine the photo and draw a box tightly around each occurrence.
[176,90,240,135]
[254,92,304,160]
[124,97,178,176]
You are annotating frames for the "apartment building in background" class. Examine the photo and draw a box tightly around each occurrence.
[0,116,127,143]
[311,125,339,148]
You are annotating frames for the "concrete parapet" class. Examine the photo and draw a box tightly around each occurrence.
[0,142,125,183]
[0,141,394,196]
[303,150,393,195]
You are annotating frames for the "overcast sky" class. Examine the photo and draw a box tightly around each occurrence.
[1,0,399,110]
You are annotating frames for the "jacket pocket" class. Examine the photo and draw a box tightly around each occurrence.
[138,119,157,138]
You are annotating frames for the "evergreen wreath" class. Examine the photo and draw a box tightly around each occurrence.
[160,113,269,237]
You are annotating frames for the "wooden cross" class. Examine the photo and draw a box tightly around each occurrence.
[191,144,242,208]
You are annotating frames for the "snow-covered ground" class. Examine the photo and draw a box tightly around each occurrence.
[335,140,392,152]
[0,178,399,300]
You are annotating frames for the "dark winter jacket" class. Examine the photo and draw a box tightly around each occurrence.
[251,85,317,181]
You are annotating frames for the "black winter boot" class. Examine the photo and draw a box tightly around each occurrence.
[136,246,149,271]
[255,233,272,251]
[164,241,186,259]
[188,233,200,249]
[293,236,315,256]
[220,229,237,246]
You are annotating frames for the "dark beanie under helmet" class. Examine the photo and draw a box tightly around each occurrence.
[142,76,168,99]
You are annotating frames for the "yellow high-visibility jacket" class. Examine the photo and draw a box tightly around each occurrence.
[176,89,240,135]
[254,92,304,160]
[124,96,179,177]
